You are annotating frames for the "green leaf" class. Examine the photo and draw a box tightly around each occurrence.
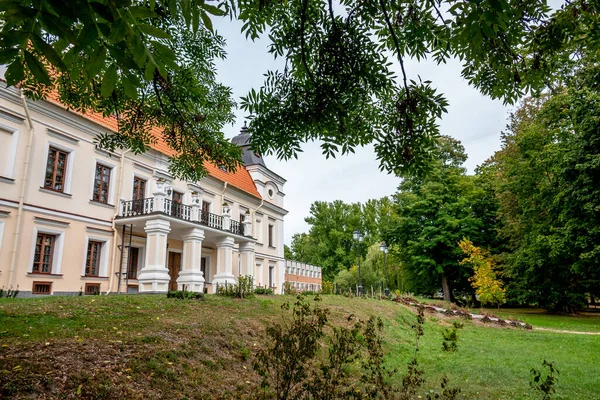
[128,6,157,18]
[85,46,107,79]
[101,64,118,97]
[5,58,24,86]
[121,75,138,98]
[30,33,67,70]
[201,3,226,17]
[109,18,128,43]
[0,48,18,64]
[24,50,51,85]
[138,23,171,39]
[77,24,98,49]
[200,10,213,32]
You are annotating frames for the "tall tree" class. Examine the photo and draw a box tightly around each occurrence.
[386,136,498,301]
[1,1,597,178]
[494,65,600,311]
[290,199,392,279]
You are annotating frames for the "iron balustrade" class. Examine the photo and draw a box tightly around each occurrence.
[229,219,244,236]
[200,210,224,230]
[165,199,192,221]
[121,198,154,217]
[118,198,250,237]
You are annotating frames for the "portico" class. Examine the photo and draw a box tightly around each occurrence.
[115,181,256,293]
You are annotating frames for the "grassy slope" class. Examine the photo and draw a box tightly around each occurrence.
[0,295,599,399]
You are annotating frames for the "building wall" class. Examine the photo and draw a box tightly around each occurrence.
[0,87,287,296]
[284,260,323,292]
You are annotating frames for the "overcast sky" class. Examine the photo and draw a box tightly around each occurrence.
[213,18,511,245]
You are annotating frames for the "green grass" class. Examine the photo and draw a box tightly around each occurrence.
[1,295,599,399]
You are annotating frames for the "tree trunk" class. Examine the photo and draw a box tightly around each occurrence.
[441,273,452,302]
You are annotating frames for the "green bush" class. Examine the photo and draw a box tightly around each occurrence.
[254,287,274,295]
[216,275,254,298]
[166,290,204,300]
[321,280,334,294]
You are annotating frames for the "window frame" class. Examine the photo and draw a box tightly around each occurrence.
[92,162,112,204]
[0,123,19,180]
[41,141,75,194]
[268,224,274,247]
[85,283,101,295]
[32,233,56,274]
[85,240,103,277]
[81,236,110,278]
[127,246,140,280]
[32,281,52,295]
[44,146,69,193]
[132,176,148,201]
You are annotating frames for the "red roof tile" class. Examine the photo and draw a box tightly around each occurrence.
[44,93,261,198]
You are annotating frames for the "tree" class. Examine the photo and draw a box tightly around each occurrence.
[290,199,392,280]
[493,64,600,312]
[1,1,597,179]
[459,238,506,308]
[386,136,498,301]
[284,244,293,260]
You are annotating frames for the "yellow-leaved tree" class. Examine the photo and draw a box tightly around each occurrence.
[459,238,506,309]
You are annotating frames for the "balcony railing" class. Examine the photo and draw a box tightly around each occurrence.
[165,199,192,221]
[200,210,223,230]
[117,197,250,236]
[230,219,244,236]
[121,198,154,217]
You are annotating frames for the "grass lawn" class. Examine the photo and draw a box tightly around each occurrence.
[1,295,599,399]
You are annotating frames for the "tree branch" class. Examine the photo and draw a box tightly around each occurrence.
[379,0,409,95]
[300,0,318,87]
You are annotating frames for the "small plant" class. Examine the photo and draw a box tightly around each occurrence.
[321,280,334,294]
[282,281,295,295]
[166,290,203,300]
[0,286,19,298]
[254,287,274,295]
[530,360,559,400]
[216,275,254,298]
[442,321,463,352]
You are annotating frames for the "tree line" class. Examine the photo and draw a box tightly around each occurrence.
[290,64,600,312]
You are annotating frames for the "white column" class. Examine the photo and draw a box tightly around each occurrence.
[239,241,255,278]
[212,236,236,286]
[177,227,205,292]
[138,218,171,293]
[221,203,231,231]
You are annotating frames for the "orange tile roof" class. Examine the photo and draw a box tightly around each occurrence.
[44,93,261,198]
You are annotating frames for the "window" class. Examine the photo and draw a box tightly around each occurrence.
[268,224,274,247]
[92,163,111,203]
[269,265,274,288]
[85,241,102,276]
[0,126,18,179]
[44,147,68,192]
[132,177,146,201]
[171,191,184,218]
[127,247,139,279]
[85,283,100,295]
[32,282,52,294]
[32,233,55,274]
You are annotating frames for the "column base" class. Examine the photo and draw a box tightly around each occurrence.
[212,273,236,287]
[138,267,171,293]
[177,270,205,293]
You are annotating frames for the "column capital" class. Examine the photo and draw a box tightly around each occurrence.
[181,227,205,241]
[144,218,171,234]
[239,241,255,253]
[215,235,235,248]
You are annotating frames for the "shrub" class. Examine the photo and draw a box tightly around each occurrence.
[166,290,203,300]
[530,360,559,400]
[321,280,334,294]
[283,281,296,295]
[0,286,19,298]
[255,287,274,295]
[216,275,254,298]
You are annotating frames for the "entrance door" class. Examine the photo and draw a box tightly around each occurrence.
[168,252,181,291]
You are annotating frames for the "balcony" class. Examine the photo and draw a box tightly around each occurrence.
[118,197,250,237]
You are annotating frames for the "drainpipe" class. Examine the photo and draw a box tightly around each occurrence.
[220,181,228,206]
[7,91,35,290]
[106,148,131,295]
[252,199,264,238]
